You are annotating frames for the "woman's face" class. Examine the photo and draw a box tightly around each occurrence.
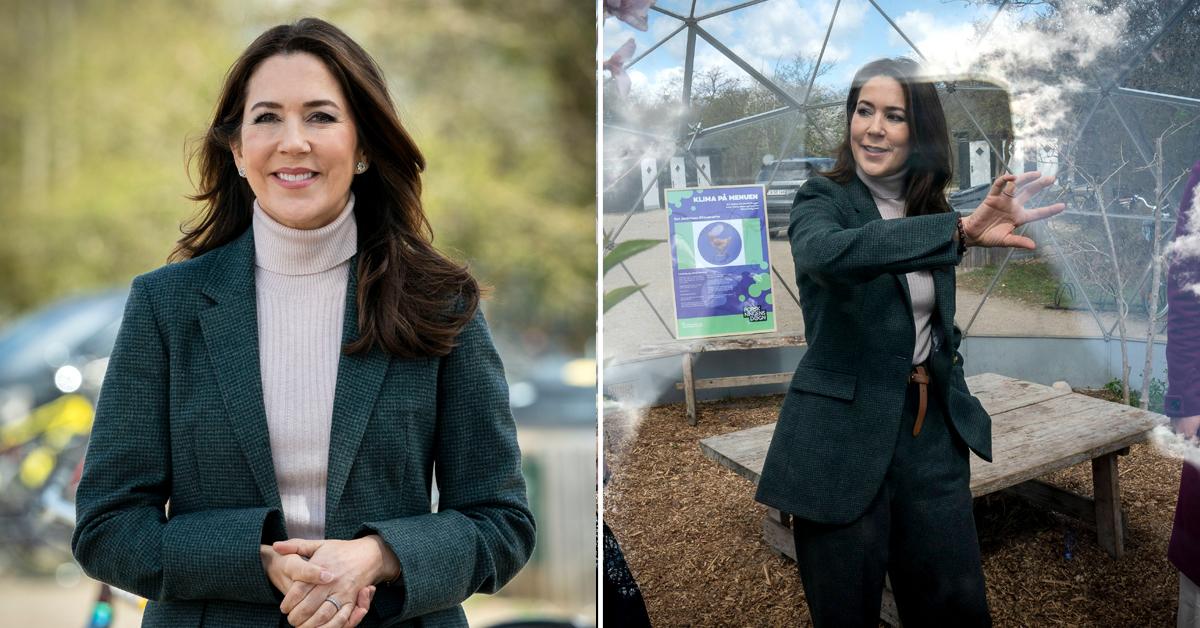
[231,52,364,230]
[849,75,911,178]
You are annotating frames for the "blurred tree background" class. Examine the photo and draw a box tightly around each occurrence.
[0,0,596,355]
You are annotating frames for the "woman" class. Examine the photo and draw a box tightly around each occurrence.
[1167,160,1200,627]
[754,57,1063,626]
[71,18,534,628]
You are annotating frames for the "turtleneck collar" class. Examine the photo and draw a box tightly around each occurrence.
[855,164,909,201]
[252,194,358,276]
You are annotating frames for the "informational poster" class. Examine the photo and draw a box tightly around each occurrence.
[665,184,775,339]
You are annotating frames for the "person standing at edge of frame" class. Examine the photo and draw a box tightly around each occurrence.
[1167,160,1200,627]
[71,18,534,628]
[753,57,1065,627]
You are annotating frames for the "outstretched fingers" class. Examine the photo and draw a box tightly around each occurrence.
[1001,232,1037,250]
[1020,202,1067,225]
[988,173,1017,197]
[1014,174,1055,205]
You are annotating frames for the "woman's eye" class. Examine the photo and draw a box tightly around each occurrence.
[888,113,906,123]
[310,112,337,123]
[856,107,871,117]
[251,112,279,124]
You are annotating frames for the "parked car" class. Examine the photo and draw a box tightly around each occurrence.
[507,354,595,428]
[757,157,835,236]
[0,289,127,424]
[948,182,990,211]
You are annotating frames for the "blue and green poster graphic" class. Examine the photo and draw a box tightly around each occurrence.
[665,185,775,339]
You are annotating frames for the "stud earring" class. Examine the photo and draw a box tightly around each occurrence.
[355,161,367,174]
[237,167,246,177]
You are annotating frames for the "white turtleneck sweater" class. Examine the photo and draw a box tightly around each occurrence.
[252,195,357,540]
[855,166,935,365]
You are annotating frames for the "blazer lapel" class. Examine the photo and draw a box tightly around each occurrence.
[197,229,282,510]
[324,259,390,518]
[931,265,956,343]
[848,176,913,314]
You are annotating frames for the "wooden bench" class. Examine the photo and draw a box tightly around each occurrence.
[699,373,1163,625]
[638,334,807,426]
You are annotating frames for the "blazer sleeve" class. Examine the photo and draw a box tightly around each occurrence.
[72,275,285,605]
[1166,162,1200,419]
[789,176,964,285]
[356,309,536,621]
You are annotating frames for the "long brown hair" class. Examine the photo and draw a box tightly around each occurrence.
[174,18,479,358]
[823,57,953,217]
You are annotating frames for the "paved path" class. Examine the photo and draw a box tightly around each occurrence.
[603,210,1163,360]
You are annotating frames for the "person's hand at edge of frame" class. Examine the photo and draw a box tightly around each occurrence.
[1172,415,1200,441]
[963,171,1066,250]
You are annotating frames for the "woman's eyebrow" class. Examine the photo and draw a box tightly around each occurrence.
[249,100,342,111]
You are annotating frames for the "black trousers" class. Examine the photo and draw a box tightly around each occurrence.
[791,380,991,627]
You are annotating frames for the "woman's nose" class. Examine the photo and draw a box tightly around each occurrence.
[279,119,311,154]
[866,115,885,136]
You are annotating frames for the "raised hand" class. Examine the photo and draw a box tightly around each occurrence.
[275,536,400,628]
[963,172,1066,250]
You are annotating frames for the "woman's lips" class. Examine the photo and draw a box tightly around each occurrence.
[859,145,890,160]
[271,172,319,189]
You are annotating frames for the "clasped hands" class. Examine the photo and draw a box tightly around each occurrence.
[962,171,1067,250]
[260,534,401,628]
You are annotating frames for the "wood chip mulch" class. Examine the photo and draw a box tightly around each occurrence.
[603,393,1185,627]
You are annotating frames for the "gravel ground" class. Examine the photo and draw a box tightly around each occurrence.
[603,392,1185,627]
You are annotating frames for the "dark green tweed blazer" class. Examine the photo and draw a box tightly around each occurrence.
[72,228,535,627]
[755,175,992,525]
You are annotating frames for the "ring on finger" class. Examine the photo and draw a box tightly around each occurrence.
[324,596,342,612]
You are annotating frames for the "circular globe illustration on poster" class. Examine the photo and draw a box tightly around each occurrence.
[697,221,742,266]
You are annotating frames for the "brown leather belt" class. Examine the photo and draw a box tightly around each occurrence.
[909,364,931,436]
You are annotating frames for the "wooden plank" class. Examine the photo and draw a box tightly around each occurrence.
[682,352,697,426]
[969,393,1158,496]
[698,392,1159,493]
[699,423,776,484]
[762,514,796,560]
[638,333,807,359]
[700,391,1160,499]
[1092,453,1125,558]
[675,372,792,390]
[1002,479,1128,542]
[962,373,1073,415]
[1003,479,1094,524]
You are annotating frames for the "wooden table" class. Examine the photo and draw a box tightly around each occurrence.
[699,373,1164,624]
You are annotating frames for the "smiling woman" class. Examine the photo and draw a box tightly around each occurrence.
[755,57,1065,626]
[70,17,534,628]
[233,53,364,230]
